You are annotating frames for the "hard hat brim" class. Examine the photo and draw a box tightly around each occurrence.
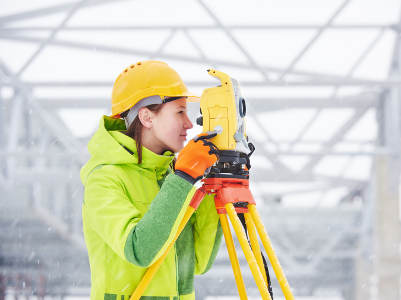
[111,93,200,119]
[186,95,200,103]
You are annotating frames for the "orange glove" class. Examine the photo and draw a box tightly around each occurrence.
[175,134,219,184]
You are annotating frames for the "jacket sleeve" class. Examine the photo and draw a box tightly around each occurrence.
[193,193,223,275]
[82,165,196,267]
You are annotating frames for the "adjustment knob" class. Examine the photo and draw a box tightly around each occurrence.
[196,116,203,126]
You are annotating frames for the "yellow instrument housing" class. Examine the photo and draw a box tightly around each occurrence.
[200,69,249,153]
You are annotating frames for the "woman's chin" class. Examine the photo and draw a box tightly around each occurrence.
[174,142,185,153]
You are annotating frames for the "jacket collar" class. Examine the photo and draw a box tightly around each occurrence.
[109,126,174,178]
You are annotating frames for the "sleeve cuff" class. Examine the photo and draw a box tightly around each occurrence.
[174,170,201,185]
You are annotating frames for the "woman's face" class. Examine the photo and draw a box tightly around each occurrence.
[149,98,193,153]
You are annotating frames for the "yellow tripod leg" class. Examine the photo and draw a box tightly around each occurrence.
[219,213,248,300]
[225,203,272,300]
[130,206,196,300]
[244,213,268,287]
[249,204,295,300]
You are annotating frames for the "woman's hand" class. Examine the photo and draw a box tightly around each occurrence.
[174,134,219,184]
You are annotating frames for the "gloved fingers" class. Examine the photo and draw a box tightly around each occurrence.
[193,132,218,142]
[200,140,219,158]
[188,133,220,159]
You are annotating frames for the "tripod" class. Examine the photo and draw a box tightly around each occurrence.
[130,151,295,300]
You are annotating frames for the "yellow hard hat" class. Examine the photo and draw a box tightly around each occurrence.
[111,60,198,118]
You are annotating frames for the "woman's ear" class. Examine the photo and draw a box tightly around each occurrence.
[138,107,153,129]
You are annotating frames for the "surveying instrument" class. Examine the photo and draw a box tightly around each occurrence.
[130,70,295,300]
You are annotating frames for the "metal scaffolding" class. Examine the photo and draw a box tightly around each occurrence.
[0,0,400,299]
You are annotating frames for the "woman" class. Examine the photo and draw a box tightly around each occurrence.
[80,60,222,300]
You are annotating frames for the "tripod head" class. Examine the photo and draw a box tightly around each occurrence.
[208,150,250,179]
[197,69,255,177]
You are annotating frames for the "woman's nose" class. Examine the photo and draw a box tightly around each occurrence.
[185,113,193,129]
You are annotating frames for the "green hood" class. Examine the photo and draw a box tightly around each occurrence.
[80,115,174,184]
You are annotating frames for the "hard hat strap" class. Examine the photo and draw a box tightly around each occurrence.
[162,96,183,103]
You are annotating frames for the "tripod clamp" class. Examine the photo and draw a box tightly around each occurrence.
[202,177,255,214]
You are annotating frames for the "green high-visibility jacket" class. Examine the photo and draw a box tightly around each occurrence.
[80,116,222,300]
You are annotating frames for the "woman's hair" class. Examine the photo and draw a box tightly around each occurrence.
[121,104,163,164]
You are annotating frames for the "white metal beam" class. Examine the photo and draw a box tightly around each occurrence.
[0,61,86,164]
[2,34,393,84]
[0,0,128,26]
[298,107,370,174]
[3,79,401,87]
[287,29,385,153]
[197,0,270,81]
[277,0,351,80]
[16,0,88,77]
[1,92,379,112]
[0,24,396,31]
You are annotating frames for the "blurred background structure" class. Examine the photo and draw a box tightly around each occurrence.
[1,0,401,299]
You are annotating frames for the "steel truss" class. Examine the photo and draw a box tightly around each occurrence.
[0,0,400,299]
